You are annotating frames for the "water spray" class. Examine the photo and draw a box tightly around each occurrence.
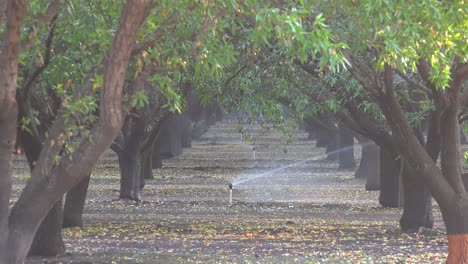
[228,183,233,206]
[231,142,374,186]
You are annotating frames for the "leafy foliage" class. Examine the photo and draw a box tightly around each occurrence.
[325,0,467,88]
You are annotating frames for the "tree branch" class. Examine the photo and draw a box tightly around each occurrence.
[20,0,62,53]
[19,14,58,141]
[342,50,380,98]
[131,13,178,56]
[396,70,432,96]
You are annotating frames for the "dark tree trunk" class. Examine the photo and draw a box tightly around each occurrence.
[325,132,339,161]
[141,146,154,180]
[338,126,356,169]
[379,148,403,208]
[302,117,317,140]
[119,143,142,201]
[191,120,209,139]
[63,175,91,228]
[140,113,167,176]
[186,92,222,125]
[400,163,433,233]
[180,114,192,148]
[116,116,146,201]
[361,144,380,191]
[356,141,381,190]
[140,146,153,190]
[28,201,65,256]
[152,142,163,169]
[315,127,330,148]
[158,114,183,158]
[19,126,66,257]
[460,127,467,144]
[356,141,376,178]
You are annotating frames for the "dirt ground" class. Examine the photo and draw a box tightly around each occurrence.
[15,118,448,263]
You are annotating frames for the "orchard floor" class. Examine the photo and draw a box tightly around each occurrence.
[15,118,449,263]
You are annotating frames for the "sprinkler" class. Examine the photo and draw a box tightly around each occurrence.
[228,183,233,206]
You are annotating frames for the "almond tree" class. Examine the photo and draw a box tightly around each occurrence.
[0,1,151,262]
[322,1,468,261]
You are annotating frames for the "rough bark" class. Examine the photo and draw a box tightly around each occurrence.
[399,163,434,233]
[118,118,144,201]
[28,201,65,256]
[447,234,468,264]
[63,175,91,228]
[20,129,65,256]
[0,1,29,262]
[119,150,142,200]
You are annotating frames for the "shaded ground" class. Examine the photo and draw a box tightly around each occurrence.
[14,119,448,263]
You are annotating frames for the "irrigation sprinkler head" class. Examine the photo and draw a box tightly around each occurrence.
[228,183,233,206]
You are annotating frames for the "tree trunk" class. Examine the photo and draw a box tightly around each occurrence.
[439,91,468,263]
[447,234,468,264]
[152,142,163,169]
[399,163,433,233]
[379,148,403,208]
[117,115,146,201]
[338,126,356,169]
[356,141,378,177]
[141,146,154,180]
[191,120,209,139]
[460,127,467,144]
[19,120,66,256]
[325,132,339,161]
[140,146,152,190]
[118,136,143,201]
[119,149,142,200]
[158,114,183,158]
[0,0,27,260]
[63,175,91,228]
[356,142,381,190]
[315,127,330,148]
[28,201,65,256]
[303,117,317,140]
[180,113,192,148]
